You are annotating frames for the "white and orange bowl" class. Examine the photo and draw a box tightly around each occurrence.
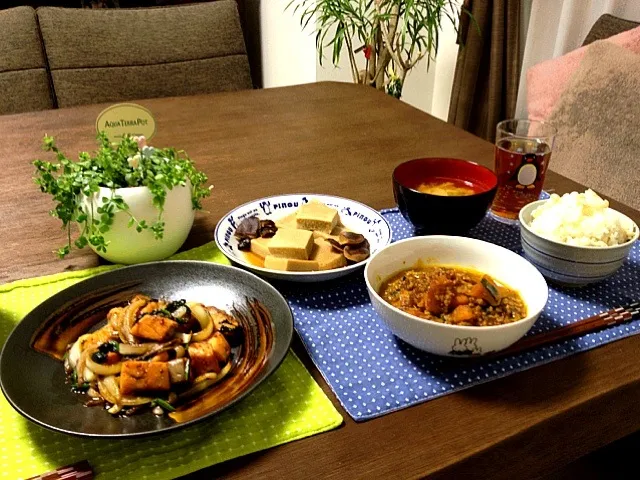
[364,236,548,357]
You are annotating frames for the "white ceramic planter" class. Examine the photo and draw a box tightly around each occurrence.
[81,184,194,264]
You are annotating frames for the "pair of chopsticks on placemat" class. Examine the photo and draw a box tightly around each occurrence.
[26,461,92,480]
[492,301,640,358]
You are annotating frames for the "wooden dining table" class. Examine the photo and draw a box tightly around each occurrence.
[1,82,639,479]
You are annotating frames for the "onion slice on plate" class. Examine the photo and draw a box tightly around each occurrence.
[118,343,154,356]
[174,332,192,344]
[120,395,154,406]
[120,297,146,344]
[76,347,96,384]
[189,303,214,342]
[98,375,153,407]
[97,375,120,405]
[86,356,122,376]
[179,361,233,400]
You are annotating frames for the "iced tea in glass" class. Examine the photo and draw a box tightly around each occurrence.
[490,119,556,222]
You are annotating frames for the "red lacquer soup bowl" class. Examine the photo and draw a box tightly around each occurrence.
[393,158,498,235]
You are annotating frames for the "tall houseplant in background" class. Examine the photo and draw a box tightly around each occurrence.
[288,0,466,98]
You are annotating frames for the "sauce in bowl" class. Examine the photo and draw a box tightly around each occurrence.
[379,265,527,327]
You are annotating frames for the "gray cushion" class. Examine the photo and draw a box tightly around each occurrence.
[37,2,253,107]
[583,14,640,46]
[0,6,54,115]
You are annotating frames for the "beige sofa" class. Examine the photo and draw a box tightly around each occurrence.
[0,2,251,115]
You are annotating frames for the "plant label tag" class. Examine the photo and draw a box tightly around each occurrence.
[96,103,157,140]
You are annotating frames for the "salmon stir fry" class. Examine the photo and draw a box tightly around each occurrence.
[379,266,527,326]
[64,294,243,416]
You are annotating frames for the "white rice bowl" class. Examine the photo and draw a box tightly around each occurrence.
[529,189,636,247]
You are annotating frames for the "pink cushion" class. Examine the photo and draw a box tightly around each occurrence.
[546,41,640,211]
[527,26,640,121]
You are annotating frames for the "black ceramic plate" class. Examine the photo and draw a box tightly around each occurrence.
[0,261,293,438]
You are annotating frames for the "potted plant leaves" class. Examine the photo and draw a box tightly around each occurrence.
[33,133,211,264]
[288,0,469,98]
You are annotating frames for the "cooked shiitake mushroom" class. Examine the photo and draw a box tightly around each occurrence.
[339,231,366,246]
[259,220,277,238]
[326,238,344,251]
[343,244,370,262]
[234,217,278,250]
[237,237,252,251]
[259,219,276,230]
[326,232,370,263]
[235,217,261,239]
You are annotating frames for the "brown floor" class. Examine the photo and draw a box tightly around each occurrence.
[540,430,640,479]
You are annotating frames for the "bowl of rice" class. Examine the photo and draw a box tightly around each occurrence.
[519,189,639,286]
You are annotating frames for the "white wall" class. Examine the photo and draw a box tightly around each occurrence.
[429,15,460,120]
[259,0,317,88]
[261,2,462,121]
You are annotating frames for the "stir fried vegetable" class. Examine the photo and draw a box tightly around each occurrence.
[64,294,244,416]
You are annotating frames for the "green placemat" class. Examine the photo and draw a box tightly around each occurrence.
[0,243,342,480]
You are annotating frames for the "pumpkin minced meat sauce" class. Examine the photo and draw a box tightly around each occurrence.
[379,266,527,326]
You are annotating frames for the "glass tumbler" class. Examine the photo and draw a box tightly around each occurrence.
[489,119,556,222]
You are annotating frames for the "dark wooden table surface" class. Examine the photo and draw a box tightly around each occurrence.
[1,82,639,479]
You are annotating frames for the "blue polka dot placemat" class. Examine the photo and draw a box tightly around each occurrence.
[276,207,640,421]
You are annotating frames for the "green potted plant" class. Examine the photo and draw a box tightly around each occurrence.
[288,0,466,98]
[33,133,211,264]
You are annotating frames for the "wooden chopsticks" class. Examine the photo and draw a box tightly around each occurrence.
[491,301,640,358]
[26,461,93,480]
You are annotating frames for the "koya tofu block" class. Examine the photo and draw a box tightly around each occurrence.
[268,228,314,259]
[275,212,297,229]
[264,255,320,271]
[312,223,347,241]
[295,200,339,233]
[312,238,348,270]
[250,237,272,258]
